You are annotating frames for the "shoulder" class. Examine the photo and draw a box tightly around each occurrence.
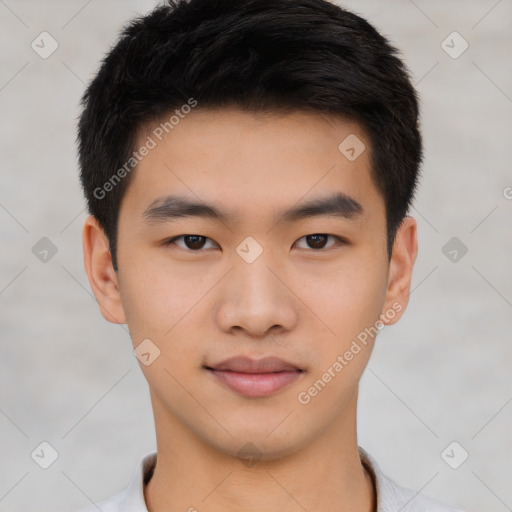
[387,480,463,512]
[358,447,463,512]
[73,451,157,512]
[75,490,124,512]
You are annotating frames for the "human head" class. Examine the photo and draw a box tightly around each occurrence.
[77,0,422,273]
[79,0,420,464]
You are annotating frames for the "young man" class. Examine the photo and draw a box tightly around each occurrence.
[77,0,462,510]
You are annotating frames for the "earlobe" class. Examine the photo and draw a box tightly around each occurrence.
[82,215,127,324]
[380,216,418,326]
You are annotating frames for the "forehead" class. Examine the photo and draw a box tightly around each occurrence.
[119,108,384,226]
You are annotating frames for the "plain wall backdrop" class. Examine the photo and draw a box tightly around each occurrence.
[1,1,511,511]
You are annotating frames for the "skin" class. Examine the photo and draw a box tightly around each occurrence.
[82,107,417,512]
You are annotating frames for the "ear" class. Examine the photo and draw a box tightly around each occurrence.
[380,216,418,326]
[82,215,127,324]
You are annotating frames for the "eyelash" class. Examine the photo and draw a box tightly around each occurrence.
[162,234,347,251]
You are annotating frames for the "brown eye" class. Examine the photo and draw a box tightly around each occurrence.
[306,234,328,249]
[164,235,217,250]
[294,234,343,250]
[183,235,206,249]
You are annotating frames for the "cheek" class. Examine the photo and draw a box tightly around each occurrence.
[118,253,214,355]
[117,255,172,340]
[294,262,387,410]
[296,256,389,343]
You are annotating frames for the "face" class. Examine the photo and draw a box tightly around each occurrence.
[83,107,417,461]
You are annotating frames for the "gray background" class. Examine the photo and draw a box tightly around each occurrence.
[1,1,511,511]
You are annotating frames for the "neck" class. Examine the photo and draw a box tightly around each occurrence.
[144,390,375,512]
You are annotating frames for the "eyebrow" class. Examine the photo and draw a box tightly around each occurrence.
[142,192,363,226]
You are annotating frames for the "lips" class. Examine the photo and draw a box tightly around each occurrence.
[205,356,303,374]
[204,356,304,398]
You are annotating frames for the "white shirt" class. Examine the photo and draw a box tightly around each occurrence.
[77,447,462,512]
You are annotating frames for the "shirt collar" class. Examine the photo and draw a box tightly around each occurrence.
[118,451,156,512]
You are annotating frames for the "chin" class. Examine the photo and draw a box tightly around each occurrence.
[203,421,310,463]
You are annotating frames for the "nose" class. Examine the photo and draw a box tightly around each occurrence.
[215,255,299,339]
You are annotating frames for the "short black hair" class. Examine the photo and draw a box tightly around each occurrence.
[78,0,422,273]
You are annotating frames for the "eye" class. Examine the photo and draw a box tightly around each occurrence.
[163,235,218,250]
[162,233,346,252]
[294,234,344,250]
